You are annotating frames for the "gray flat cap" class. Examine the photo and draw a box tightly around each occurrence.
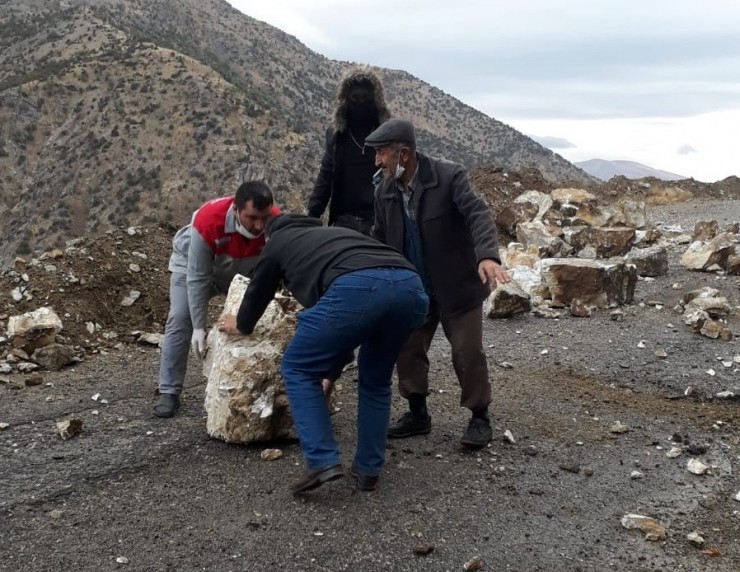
[364,118,416,147]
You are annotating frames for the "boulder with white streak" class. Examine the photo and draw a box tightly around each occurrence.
[203,275,298,444]
[7,307,63,352]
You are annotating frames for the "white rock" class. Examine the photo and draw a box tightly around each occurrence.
[734,490,740,502]
[686,531,705,546]
[129,263,141,273]
[666,447,683,458]
[116,556,129,564]
[540,349,549,355]
[687,458,709,475]
[637,340,646,348]
[503,430,516,444]
[610,421,628,434]
[706,369,716,376]
[0,422,9,430]
[86,322,96,335]
[11,287,23,302]
[91,393,101,401]
[121,291,141,307]
[715,391,735,399]
[203,275,298,444]
[620,514,666,541]
[630,470,644,479]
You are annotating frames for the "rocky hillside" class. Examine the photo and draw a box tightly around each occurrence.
[0,0,592,265]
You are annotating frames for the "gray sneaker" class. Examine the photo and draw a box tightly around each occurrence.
[460,416,492,448]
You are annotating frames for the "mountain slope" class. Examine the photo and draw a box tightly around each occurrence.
[0,0,591,263]
[575,159,686,182]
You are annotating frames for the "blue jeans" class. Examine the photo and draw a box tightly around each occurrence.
[281,268,429,475]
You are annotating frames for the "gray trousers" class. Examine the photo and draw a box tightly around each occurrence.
[396,299,492,413]
[158,272,218,395]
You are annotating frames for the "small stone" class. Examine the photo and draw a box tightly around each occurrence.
[463,556,483,571]
[129,263,141,273]
[260,448,283,461]
[687,531,705,546]
[121,291,141,307]
[582,465,594,476]
[706,369,716,376]
[630,470,644,480]
[734,490,740,502]
[540,349,549,355]
[86,322,96,335]
[56,418,83,440]
[503,430,516,444]
[49,509,64,519]
[24,372,44,386]
[91,393,101,401]
[498,361,513,369]
[654,349,667,359]
[0,422,10,430]
[610,421,628,434]
[116,556,129,564]
[620,514,666,541]
[637,340,646,349]
[413,544,435,556]
[687,458,709,475]
[666,447,683,458]
[715,391,735,399]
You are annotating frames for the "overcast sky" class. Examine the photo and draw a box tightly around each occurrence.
[228,0,740,182]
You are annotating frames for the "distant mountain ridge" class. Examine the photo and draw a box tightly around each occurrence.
[575,159,686,182]
[0,0,594,263]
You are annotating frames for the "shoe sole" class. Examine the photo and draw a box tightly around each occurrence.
[459,436,491,449]
[292,465,344,494]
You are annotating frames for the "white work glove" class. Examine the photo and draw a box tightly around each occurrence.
[191,328,207,360]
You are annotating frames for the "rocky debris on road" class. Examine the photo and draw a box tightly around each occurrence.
[55,418,84,440]
[620,514,667,541]
[202,275,297,444]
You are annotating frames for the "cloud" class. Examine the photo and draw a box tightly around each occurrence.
[529,135,577,149]
[676,144,697,155]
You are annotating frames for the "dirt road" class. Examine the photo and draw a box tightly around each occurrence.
[1,200,738,571]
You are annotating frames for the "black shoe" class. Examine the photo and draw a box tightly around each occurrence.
[460,416,493,449]
[387,411,432,439]
[153,394,180,418]
[291,464,344,494]
[349,464,379,492]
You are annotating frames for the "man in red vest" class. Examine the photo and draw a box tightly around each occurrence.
[154,180,279,418]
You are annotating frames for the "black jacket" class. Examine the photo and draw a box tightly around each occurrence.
[236,215,416,334]
[372,153,500,317]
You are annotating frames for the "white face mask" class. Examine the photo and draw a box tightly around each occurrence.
[234,215,263,239]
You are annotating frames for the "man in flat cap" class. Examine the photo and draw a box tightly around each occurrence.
[365,118,510,448]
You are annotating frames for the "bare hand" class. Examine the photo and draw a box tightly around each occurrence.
[478,259,510,288]
[217,314,242,335]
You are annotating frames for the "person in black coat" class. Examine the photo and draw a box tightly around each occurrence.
[218,215,428,494]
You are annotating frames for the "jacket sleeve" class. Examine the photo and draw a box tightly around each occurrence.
[235,247,283,335]
[307,131,335,219]
[450,166,501,264]
[186,227,216,330]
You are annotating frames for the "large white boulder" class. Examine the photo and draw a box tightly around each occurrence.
[203,275,298,444]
